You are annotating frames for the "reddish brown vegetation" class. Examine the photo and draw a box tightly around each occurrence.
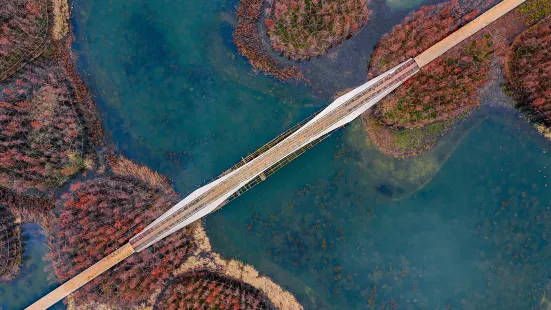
[0,0,49,81]
[266,0,370,60]
[506,16,551,123]
[48,175,193,306]
[367,0,495,130]
[0,206,22,282]
[111,155,174,194]
[0,187,53,225]
[370,0,494,74]
[233,0,303,81]
[155,270,274,310]
[0,63,90,192]
[55,40,105,147]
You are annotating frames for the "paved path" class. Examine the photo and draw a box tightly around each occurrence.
[27,0,526,308]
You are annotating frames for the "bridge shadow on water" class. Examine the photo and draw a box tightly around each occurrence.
[63,0,551,308]
[207,106,551,309]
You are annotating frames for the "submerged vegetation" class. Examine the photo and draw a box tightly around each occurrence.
[505,16,551,124]
[265,0,370,60]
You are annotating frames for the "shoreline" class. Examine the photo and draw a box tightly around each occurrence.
[0,0,304,308]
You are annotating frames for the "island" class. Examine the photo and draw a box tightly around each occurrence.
[0,0,303,308]
[231,0,551,157]
[2,0,551,309]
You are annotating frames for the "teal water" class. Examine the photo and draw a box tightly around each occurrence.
[0,224,64,310]
[7,0,551,309]
[207,107,551,309]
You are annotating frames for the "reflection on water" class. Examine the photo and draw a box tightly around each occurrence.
[0,224,64,310]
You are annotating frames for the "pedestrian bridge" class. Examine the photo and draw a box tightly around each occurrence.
[28,0,527,308]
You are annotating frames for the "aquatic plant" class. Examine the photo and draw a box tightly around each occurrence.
[48,172,193,307]
[0,0,49,81]
[233,0,304,81]
[363,114,452,158]
[265,0,370,60]
[110,155,174,195]
[0,205,22,282]
[0,64,90,192]
[51,0,70,40]
[505,16,551,124]
[155,270,274,310]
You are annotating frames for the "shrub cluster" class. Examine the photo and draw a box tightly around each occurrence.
[506,16,551,123]
[0,0,49,81]
[0,64,90,192]
[48,176,193,306]
[367,0,495,129]
[0,205,22,282]
[233,0,303,81]
[265,0,370,60]
[155,270,274,310]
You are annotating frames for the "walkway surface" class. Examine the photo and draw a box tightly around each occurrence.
[27,0,526,308]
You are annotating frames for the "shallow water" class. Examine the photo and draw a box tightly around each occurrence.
[207,107,551,309]
[72,0,551,309]
[0,224,64,310]
[5,0,551,309]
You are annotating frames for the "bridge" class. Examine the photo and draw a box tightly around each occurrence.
[28,0,526,308]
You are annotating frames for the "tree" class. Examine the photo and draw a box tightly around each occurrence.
[506,16,551,123]
[48,173,193,307]
[154,270,274,310]
[366,0,496,129]
[0,205,22,282]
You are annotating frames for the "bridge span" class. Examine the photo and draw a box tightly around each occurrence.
[28,0,526,308]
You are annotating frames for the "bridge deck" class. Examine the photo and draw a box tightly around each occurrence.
[27,1,527,307]
[129,59,420,252]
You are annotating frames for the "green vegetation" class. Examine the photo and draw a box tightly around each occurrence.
[365,0,496,157]
[516,0,551,24]
[266,0,370,60]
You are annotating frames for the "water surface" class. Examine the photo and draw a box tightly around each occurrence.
[0,224,63,310]
[9,0,550,309]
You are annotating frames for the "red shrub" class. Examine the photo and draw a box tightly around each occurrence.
[48,176,193,306]
[154,270,274,310]
[233,0,303,81]
[0,205,22,282]
[0,0,49,81]
[0,64,88,192]
[266,0,370,60]
[367,0,496,129]
[506,16,551,121]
